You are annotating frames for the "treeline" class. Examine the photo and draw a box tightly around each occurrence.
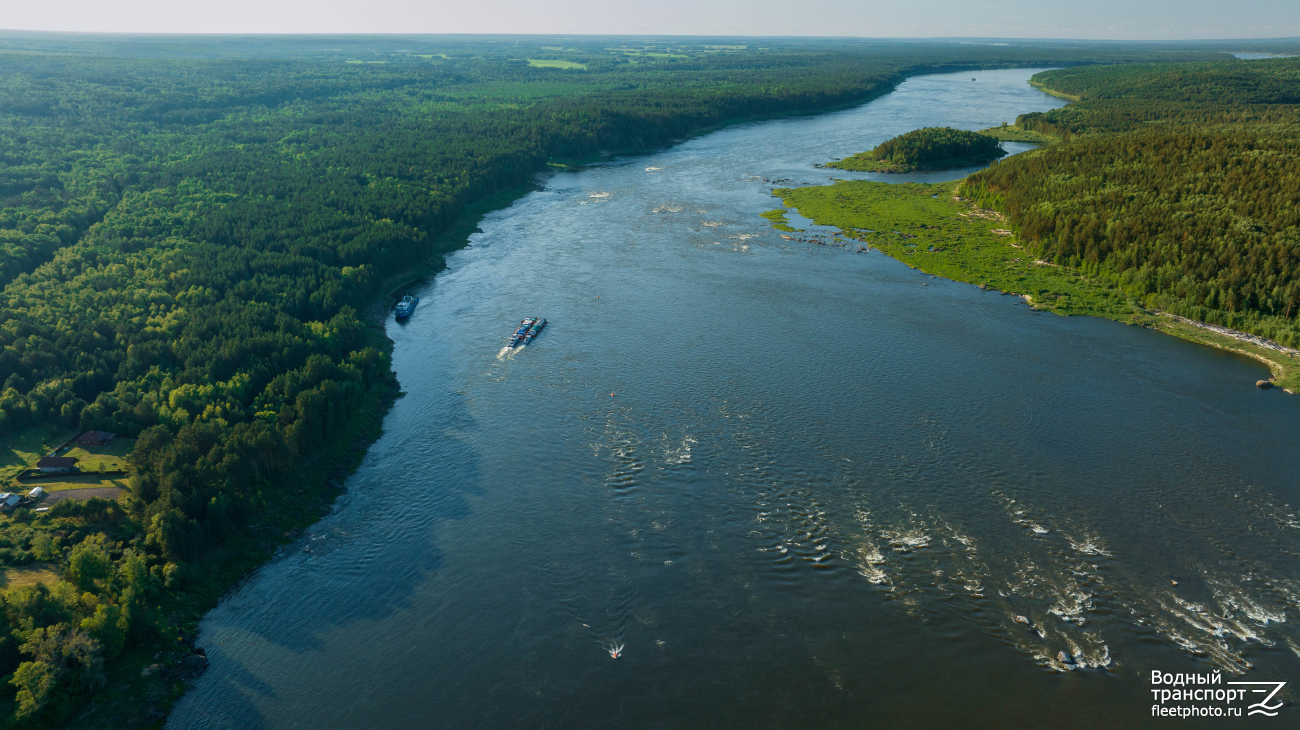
[829,126,1005,171]
[964,58,1300,346]
[0,39,1255,725]
[1015,57,1300,137]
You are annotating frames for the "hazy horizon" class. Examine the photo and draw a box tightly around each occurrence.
[4,0,1297,41]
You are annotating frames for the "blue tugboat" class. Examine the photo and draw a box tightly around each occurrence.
[395,295,419,320]
[507,317,538,348]
[523,318,546,345]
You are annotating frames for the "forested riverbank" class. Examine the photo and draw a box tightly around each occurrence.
[0,35,1244,728]
[782,56,1300,390]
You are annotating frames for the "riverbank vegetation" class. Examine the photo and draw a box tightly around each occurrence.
[761,209,798,232]
[782,56,1300,389]
[966,58,1300,386]
[776,180,1140,319]
[774,180,1300,387]
[828,126,1007,172]
[0,32,1267,726]
[976,123,1057,144]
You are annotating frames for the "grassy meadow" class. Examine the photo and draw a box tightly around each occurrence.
[977,125,1058,143]
[61,439,134,473]
[527,59,587,69]
[22,475,129,494]
[0,427,77,483]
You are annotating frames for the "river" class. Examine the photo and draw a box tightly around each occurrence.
[169,68,1300,728]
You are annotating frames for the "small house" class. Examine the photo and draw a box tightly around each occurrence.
[0,493,19,510]
[75,431,116,447]
[37,456,78,473]
[27,486,45,500]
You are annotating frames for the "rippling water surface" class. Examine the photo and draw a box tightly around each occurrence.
[170,68,1300,728]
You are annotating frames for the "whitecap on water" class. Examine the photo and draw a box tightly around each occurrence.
[882,528,930,552]
[1047,589,1094,626]
[664,435,697,465]
[1063,531,1112,557]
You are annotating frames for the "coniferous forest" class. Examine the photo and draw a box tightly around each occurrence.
[0,32,1277,727]
[964,58,1300,346]
[829,126,1006,171]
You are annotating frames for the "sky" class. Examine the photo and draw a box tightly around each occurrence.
[5,0,1297,40]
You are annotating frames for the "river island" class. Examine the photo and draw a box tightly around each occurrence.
[826,126,1007,173]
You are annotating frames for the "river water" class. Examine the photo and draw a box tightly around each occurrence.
[169,68,1300,728]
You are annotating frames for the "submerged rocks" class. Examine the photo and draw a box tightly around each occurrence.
[176,653,209,680]
[1256,380,1273,389]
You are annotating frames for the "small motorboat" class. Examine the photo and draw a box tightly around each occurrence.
[395,295,419,320]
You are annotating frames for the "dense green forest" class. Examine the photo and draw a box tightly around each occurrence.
[0,33,1263,727]
[828,126,1006,172]
[963,58,1300,348]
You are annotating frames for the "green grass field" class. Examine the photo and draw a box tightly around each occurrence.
[0,564,59,589]
[761,209,799,232]
[0,429,132,491]
[977,125,1058,143]
[62,438,134,472]
[775,180,1134,312]
[0,426,78,483]
[527,59,587,69]
[21,475,129,493]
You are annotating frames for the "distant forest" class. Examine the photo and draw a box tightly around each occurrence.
[0,33,1265,727]
[964,58,1300,347]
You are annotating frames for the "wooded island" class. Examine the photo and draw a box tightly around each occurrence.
[827,126,1008,172]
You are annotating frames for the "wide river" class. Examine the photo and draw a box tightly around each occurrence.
[170,68,1300,728]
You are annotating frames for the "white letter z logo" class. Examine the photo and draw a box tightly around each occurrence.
[1227,681,1287,717]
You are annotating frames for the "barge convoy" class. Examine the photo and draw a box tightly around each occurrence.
[506,317,547,348]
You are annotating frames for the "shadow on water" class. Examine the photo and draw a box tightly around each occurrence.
[168,275,484,728]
